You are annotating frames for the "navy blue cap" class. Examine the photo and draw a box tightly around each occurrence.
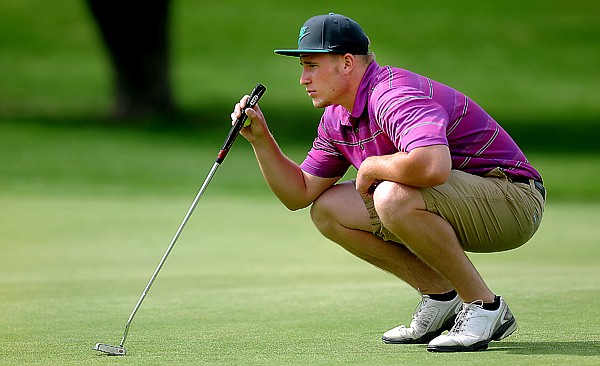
[274,13,369,57]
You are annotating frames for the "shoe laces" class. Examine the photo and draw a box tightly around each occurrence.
[448,300,483,335]
[411,296,436,330]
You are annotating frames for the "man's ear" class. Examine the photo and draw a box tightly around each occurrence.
[341,53,355,74]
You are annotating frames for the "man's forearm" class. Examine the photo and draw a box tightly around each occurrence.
[250,135,313,211]
[356,146,452,195]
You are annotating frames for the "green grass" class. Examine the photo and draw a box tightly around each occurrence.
[1,192,599,365]
[1,0,599,124]
[1,123,599,365]
[1,121,598,201]
[1,0,599,363]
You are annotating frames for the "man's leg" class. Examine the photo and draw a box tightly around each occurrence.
[310,181,462,344]
[371,181,495,303]
[370,176,532,351]
[310,181,453,294]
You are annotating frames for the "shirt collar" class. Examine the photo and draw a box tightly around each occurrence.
[351,61,379,118]
[338,61,379,126]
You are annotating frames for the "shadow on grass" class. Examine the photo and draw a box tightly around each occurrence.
[2,105,600,153]
[503,120,600,154]
[490,341,600,356]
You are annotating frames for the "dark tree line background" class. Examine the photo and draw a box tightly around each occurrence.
[86,0,177,121]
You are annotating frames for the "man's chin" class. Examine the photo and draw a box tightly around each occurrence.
[312,99,331,109]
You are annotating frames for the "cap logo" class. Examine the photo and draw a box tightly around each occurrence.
[297,26,310,45]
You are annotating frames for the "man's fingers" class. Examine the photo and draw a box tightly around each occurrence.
[231,95,251,125]
[230,105,240,123]
[245,107,256,117]
[243,108,255,127]
[240,95,250,109]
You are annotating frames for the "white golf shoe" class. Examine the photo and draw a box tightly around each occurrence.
[382,294,462,344]
[427,296,517,352]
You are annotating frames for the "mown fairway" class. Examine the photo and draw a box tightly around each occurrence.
[1,123,599,365]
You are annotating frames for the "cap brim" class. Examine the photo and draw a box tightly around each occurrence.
[274,49,332,56]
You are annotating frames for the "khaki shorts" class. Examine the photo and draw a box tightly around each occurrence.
[361,169,545,253]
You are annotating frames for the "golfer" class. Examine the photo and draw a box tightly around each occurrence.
[231,13,545,352]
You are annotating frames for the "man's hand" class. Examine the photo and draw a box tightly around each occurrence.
[356,146,452,196]
[231,95,269,144]
[356,156,381,196]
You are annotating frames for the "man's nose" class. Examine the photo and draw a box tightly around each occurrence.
[300,70,309,85]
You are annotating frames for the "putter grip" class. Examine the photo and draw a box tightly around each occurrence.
[216,83,267,163]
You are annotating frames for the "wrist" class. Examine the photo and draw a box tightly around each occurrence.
[251,132,278,152]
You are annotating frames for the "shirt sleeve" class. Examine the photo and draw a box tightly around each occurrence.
[299,118,351,178]
[373,88,449,152]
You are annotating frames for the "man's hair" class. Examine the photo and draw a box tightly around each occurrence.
[330,52,376,66]
[356,52,376,65]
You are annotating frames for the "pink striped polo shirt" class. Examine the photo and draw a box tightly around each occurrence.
[300,61,542,182]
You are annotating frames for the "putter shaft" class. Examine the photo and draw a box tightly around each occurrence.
[120,161,220,347]
[95,83,266,355]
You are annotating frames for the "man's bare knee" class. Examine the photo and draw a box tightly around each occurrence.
[311,182,371,237]
[310,183,349,235]
[372,181,425,228]
[310,193,335,235]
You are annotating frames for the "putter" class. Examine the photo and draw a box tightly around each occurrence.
[93,83,266,356]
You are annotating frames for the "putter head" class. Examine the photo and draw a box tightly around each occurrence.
[93,343,126,356]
